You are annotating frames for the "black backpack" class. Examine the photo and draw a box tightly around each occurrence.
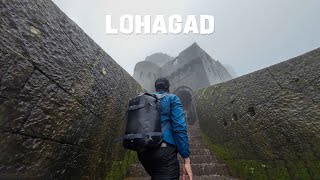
[123,92,170,152]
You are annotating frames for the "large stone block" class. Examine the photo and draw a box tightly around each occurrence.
[0,0,140,178]
[3,70,51,132]
[0,53,34,99]
[302,77,320,102]
[20,83,112,152]
[268,48,320,91]
[1,1,139,120]
[0,132,111,179]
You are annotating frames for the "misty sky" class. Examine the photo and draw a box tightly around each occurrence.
[52,0,320,76]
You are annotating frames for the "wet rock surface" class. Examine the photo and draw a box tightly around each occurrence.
[0,0,140,178]
[194,48,320,179]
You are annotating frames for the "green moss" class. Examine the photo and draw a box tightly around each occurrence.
[105,150,137,180]
[200,131,293,180]
[135,84,144,94]
[265,161,290,179]
[226,160,268,180]
[201,131,317,180]
[305,161,320,179]
[286,161,310,180]
[201,131,233,159]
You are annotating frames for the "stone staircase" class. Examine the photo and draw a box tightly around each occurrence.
[124,124,237,180]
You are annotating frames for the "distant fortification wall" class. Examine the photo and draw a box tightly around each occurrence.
[194,48,320,179]
[0,1,140,179]
[168,58,210,92]
[133,61,160,92]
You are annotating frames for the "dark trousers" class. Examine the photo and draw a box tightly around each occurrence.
[137,143,180,180]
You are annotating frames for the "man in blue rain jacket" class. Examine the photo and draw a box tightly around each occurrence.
[137,77,193,180]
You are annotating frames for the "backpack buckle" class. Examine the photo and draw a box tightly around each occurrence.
[145,134,153,142]
[160,142,167,147]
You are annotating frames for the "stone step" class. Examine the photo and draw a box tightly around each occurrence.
[189,163,229,176]
[187,124,200,127]
[188,135,201,139]
[188,127,200,131]
[127,163,229,177]
[190,149,211,156]
[124,175,237,180]
[189,143,206,149]
[188,132,200,138]
[188,129,201,133]
[178,155,221,164]
[188,128,200,131]
[189,139,204,145]
[188,136,203,140]
[189,139,204,144]
[188,128,200,132]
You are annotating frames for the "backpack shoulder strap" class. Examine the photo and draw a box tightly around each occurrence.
[153,93,171,132]
[154,93,167,100]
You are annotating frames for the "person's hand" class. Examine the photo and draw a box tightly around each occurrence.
[182,157,193,180]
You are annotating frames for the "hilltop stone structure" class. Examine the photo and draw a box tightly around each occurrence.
[133,43,233,124]
[0,1,140,179]
[133,43,232,93]
[194,48,320,179]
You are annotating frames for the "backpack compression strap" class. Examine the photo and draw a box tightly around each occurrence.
[128,104,145,111]
[123,121,171,140]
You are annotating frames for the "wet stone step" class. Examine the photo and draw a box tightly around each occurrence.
[188,129,201,133]
[189,139,204,143]
[188,134,201,137]
[190,149,211,155]
[127,163,229,177]
[188,132,201,135]
[187,126,201,130]
[188,131,201,137]
[178,155,221,164]
[189,139,204,144]
[189,136,203,141]
[189,143,206,149]
[187,128,201,131]
[189,163,229,176]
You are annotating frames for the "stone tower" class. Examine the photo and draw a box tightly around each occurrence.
[133,43,232,92]
[133,43,233,124]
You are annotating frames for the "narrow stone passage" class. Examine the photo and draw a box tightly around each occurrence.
[124,123,238,180]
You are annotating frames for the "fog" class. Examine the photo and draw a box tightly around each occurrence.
[52,0,320,76]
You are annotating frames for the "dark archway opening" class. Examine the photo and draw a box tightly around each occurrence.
[173,86,197,125]
[176,90,192,110]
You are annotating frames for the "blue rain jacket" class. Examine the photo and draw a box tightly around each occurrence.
[153,91,190,158]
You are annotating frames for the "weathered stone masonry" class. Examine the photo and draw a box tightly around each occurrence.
[194,48,320,179]
[0,1,140,179]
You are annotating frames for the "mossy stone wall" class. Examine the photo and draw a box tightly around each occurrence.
[194,48,320,179]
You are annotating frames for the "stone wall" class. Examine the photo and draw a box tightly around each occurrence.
[0,1,140,179]
[168,58,210,92]
[194,48,320,179]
